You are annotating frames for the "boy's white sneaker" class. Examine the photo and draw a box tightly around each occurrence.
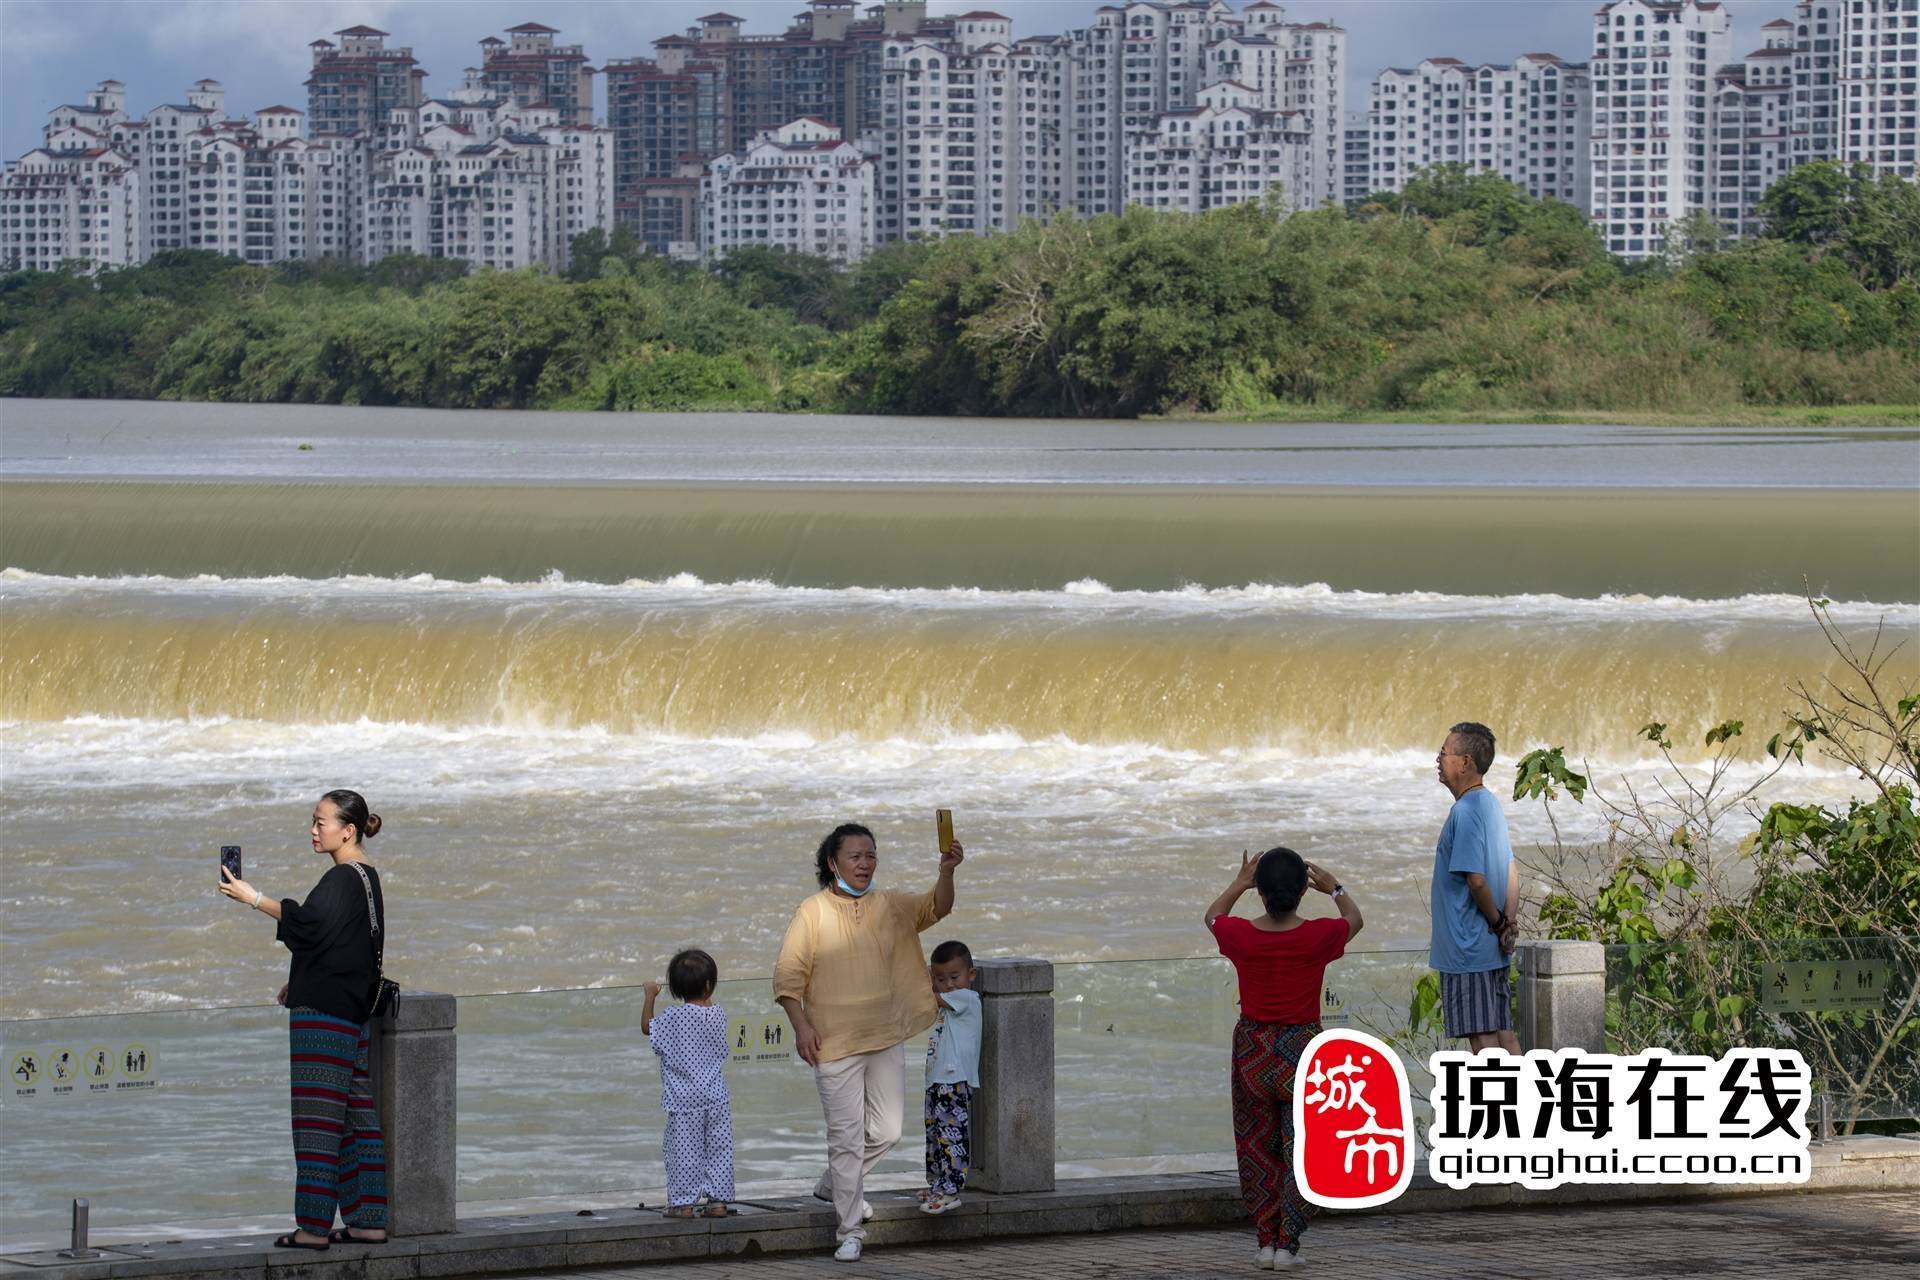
[833,1238,863,1262]
[1272,1247,1302,1268]
[919,1193,962,1215]
[1257,1245,1276,1269]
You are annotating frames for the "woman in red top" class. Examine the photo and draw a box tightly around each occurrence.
[1205,846,1363,1271]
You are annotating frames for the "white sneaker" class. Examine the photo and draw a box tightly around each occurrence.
[920,1193,962,1215]
[1257,1245,1276,1269]
[834,1238,863,1262]
[1271,1246,1302,1268]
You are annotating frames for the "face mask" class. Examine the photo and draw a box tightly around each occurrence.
[834,873,872,898]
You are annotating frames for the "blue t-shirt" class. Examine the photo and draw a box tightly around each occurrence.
[1429,786,1513,974]
[926,988,981,1087]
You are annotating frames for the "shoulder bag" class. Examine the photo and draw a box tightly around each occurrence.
[347,861,402,1021]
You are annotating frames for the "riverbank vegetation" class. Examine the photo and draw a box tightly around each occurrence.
[3,161,1916,419]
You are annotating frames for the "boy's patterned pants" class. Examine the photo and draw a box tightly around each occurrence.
[923,1081,973,1196]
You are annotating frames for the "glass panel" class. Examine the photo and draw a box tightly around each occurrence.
[1604,936,1920,1125]
[1,1004,286,1243]
[456,979,928,1204]
[1053,950,1436,1170]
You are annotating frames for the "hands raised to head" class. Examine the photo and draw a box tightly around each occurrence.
[1305,862,1339,895]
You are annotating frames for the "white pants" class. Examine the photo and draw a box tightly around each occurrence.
[812,1040,905,1241]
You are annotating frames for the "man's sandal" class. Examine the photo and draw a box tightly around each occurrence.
[329,1228,387,1244]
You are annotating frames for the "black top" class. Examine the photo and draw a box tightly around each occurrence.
[277,861,384,1024]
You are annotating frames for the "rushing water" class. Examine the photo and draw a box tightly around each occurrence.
[0,401,1915,1240]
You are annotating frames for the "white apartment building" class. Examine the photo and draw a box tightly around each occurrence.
[877,20,1017,241]
[178,108,365,264]
[1791,2,1845,165]
[1367,54,1590,207]
[0,145,140,271]
[1204,7,1347,207]
[1839,0,1919,174]
[1126,80,1312,212]
[1711,29,1795,238]
[1589,0,1733,260]
[1010,36,1071,222]
[699,118,879,263]
[367,92,613,271]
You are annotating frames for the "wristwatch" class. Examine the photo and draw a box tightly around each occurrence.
[1331,885,1346,899]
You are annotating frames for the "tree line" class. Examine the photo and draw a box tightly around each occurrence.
[3,161,1916,417]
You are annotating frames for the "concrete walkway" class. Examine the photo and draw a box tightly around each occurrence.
[546,1190,1920,1279]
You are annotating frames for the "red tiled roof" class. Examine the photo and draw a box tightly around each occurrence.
[258,104,303,114]
[954,9,1010,18]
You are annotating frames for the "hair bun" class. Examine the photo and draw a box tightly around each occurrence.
[363,813,383,839]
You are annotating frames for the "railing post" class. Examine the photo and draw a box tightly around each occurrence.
[969,957,1055,1194]
[372,991,458,1236]
[1515,941,1607,1053]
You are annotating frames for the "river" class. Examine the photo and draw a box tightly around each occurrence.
[3,401,1914,1018]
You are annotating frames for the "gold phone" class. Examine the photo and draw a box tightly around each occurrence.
[936,809,954,856]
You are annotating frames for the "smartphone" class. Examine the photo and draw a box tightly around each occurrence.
[220,845,242,882]
[935,810,954,856]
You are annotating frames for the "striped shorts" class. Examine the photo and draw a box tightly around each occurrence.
[1440,966,1513,1038]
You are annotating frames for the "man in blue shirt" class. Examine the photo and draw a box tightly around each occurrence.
[1429,721,1521,1054]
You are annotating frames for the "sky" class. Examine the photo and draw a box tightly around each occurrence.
[0,0,1777,159]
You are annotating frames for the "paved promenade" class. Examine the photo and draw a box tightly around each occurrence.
[547,1190,1920,1279]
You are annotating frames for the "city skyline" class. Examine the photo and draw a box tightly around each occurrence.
[0,0,1777,160]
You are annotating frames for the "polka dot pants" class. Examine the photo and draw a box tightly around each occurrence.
[664,1103,735,1207]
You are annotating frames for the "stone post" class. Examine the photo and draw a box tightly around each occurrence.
[1515,941,1607,1054]
[371,991,458,1236]
[969,958,1055,1194]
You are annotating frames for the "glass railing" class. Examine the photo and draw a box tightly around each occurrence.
[457,978,927,1205]
[1052,950,1437,1170]
[1,1003,288,1244]
[1603,936,1920,1126]
[2,946,1444,1245]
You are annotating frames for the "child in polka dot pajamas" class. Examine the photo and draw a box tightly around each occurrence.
[643,949,735,1218]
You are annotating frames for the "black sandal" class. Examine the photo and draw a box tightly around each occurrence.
[273,1232,329,1252]
[329,1227,387,1244]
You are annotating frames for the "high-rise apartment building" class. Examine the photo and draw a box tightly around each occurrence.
[1711,27,1794,237]
[1342,111,1372,204]
[306,26,426,140]
[367,92,613,272]
[1127,81,1313,213]
[1839,0,1919,174]
[181,106,365,263]
[876,18,1017,241]
[700,117,878,262]
[478,23,594,128]
[1790,2,1845,165]
[1588,0,1732,260]
[1367,53,1590,206]
[0,143,140,271]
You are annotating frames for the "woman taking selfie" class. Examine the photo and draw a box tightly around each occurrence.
[218,789,391,1252]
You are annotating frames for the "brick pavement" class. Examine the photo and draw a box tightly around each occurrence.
[538,1190,1920,1279]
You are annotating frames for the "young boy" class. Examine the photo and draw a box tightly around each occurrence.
[922,939,981,1214]
[642,949,734,1218]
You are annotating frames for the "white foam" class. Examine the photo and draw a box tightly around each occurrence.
[2,565,1910,622]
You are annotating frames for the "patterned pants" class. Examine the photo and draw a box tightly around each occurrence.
[288,1009,387,1235]
[923,1082,973,1196]
[663,1104,736,1206]
[1230,1018,1319,1253]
